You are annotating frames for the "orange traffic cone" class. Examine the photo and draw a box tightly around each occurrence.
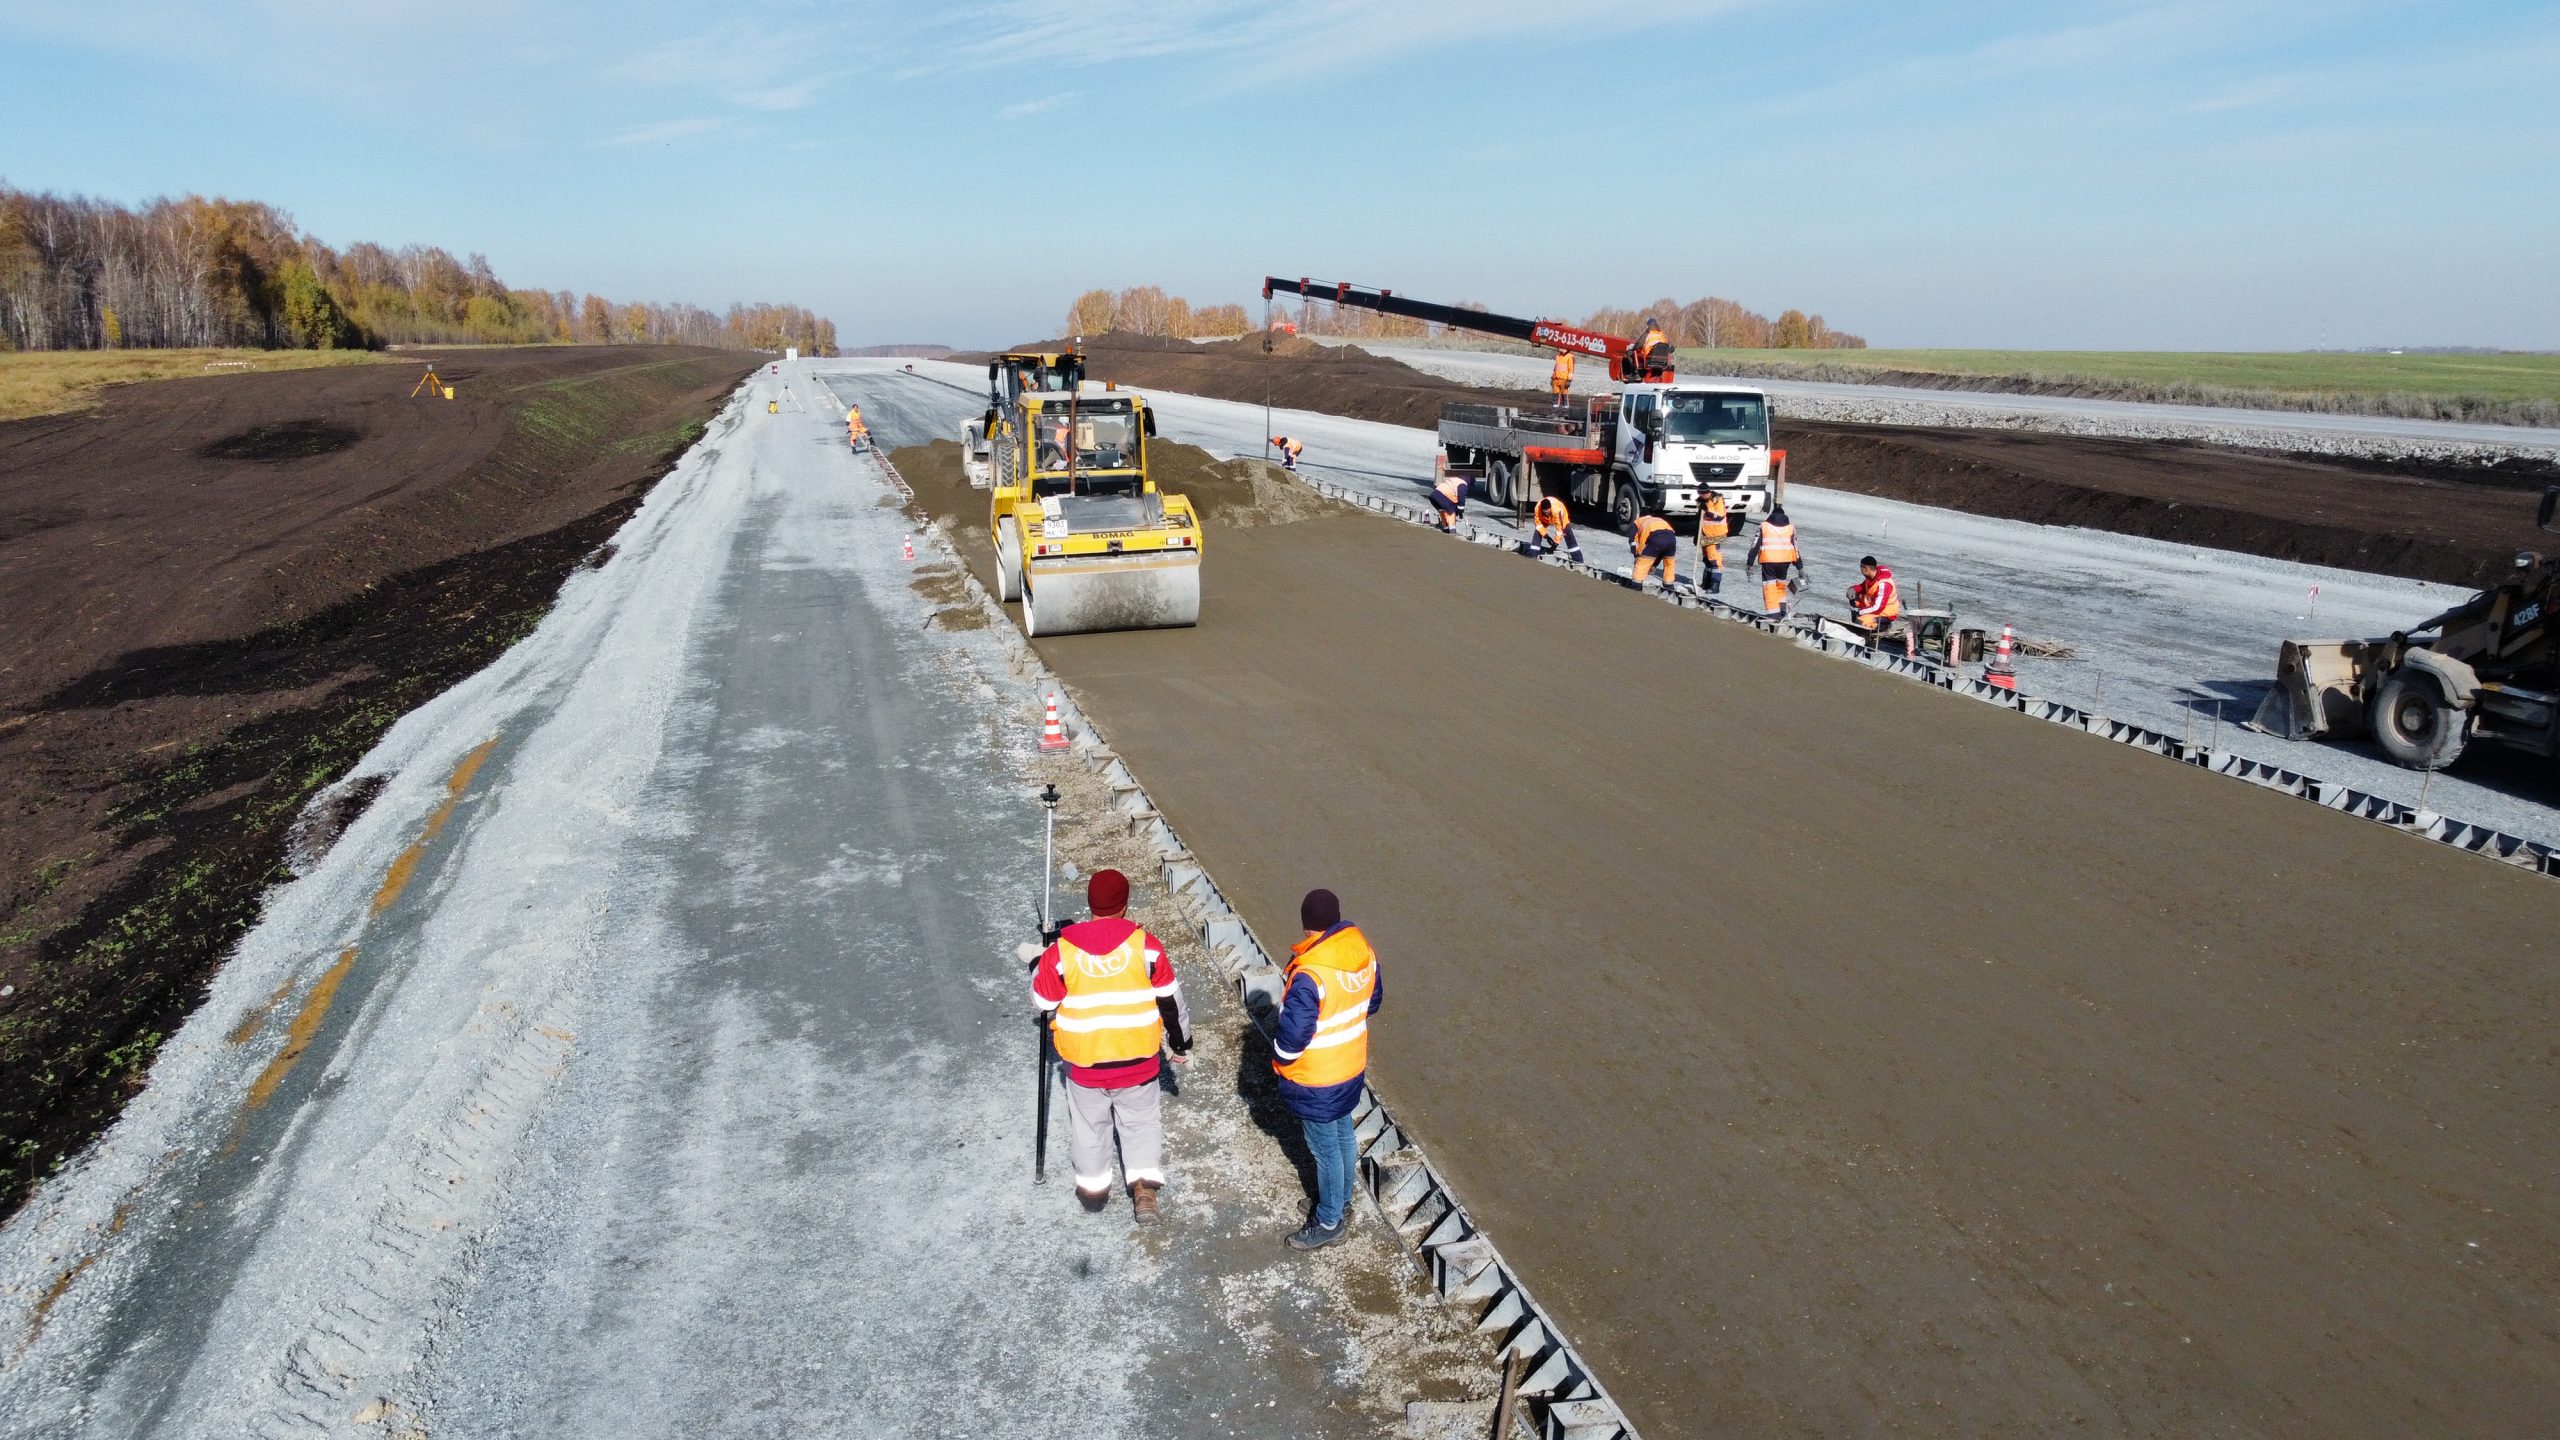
[1039,692,1070,750]
[1984,624,2018,691]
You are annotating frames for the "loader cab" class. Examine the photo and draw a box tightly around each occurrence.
[990,351,1086,409]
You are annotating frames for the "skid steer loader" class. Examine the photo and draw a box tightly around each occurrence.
[2253,487,2560,771]
[970,351,1202,637]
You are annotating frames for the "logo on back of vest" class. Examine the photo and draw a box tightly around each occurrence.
[1073,943,1137,979]
[1337,966,1374,994]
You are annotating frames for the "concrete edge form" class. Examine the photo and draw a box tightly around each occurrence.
[1296,476,2560,883]
[880,456,1643,1440]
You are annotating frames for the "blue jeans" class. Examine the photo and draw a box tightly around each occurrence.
[1301,1111,1361,1228]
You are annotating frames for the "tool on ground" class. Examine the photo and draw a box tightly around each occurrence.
[408,365,453,400]
[1033,781,1062,1185]
[1039,692,1069,750]
[2255,485,2560,771]
[967,350,1202,635]
[1490,1351,1527,1439]
[1261,277,1779,536]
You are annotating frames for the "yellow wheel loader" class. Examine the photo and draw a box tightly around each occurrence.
[972,351,1201,636]
[2255,486,2560,771]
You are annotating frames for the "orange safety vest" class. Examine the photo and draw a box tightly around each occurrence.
[1757,521,1798,564]
[1699,497,1729,540]
[1550,353,1575,385]
[1855,570,1902,620]
[1638,328,1667,355]
[1535,496,1570,530]
[1050,929,1164,1068]
[1274,436,1301,457]
[1276,926,1377,1088]
[1436,476,1465,504]
[1631,514,1673,548]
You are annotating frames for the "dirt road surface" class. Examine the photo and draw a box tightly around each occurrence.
[865,370,2560,1438]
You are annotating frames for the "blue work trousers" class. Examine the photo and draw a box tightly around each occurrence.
[1301,1110,1361,1228]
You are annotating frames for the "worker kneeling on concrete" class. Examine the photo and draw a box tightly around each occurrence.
[1630,510,1680,590]
[1749,506,1800,616]
[1528,492,1583,562]
[1430,473,1467,532]
[1269,435,1304,471]
[1032,869,1192,1223]
[1696,492,1731,594]
[1276,888,1382,1252]
[1848,555,1904,636]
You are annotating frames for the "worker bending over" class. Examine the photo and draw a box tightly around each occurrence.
[1695,492,1730,594]
[1630,510,1679,590]
[1848,555,1903,634]
[1275,888,1383,1252]
[1748,506,1799,616]
[1529,492,1583,562]
[1269,435,1304,471]
[1430,472,1467,532]
[1548,350,1576,398]
[1030,869,1192,1223]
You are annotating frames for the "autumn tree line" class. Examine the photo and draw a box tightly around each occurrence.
[1068,284,1863,350]
[0,184,837,356]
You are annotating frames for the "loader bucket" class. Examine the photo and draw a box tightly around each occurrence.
[2250,640,2375,740]
[1021,551,1201,637]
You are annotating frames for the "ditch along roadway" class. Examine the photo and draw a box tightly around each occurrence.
[0,365,1492,1439]
[872,358,2560,848]
[832,359,2560,1439]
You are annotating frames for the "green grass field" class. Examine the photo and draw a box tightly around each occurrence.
[1675,347,2560,423]
[0,348,397,423]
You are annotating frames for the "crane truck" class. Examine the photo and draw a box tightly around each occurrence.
[2254,486,2560,772]
[964,351,1203,637]
[1261,277,1782,532]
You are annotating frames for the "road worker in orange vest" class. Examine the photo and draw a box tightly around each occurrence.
[1634,318,1672,376]
[1269,434,1304,471]
[1430,472,1467,532]
[1030,869,1192,1223]
[1848,555,1904,633]
[1629,509,1680,590]
[845,404,870,452]
[1549,350,1576,398]
[1275,888,1383,1251]
[1528,492,1583,562]
[1695,492,1731,594]
[1748,505,1800,616]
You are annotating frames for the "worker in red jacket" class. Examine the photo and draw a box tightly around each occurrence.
[1031,869,1191,1223]
[1275,888,1382,1251]
[1848,555,1903,632]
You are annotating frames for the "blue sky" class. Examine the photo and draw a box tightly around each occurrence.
[2,0,2553,349]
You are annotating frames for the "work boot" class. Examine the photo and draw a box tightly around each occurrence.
[1076,1185,1109,1214]
[1285,1219,1348,1252]
[1131,1181,1162,1225]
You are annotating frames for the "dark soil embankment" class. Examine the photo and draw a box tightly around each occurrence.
[0,345,756,1213]
[974,333,2559,588]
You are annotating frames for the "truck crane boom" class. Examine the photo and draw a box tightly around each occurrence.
[1259,276,1675,383]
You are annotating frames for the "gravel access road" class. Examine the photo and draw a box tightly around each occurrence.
[1356,342,2560,461]
[0,367,1488,1440]
[839,357,2560,1440]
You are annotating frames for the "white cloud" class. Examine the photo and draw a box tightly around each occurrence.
[995,92,1076,120]
[596,116,729,148]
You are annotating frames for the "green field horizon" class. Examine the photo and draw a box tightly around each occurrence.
[1675,346,2560,413]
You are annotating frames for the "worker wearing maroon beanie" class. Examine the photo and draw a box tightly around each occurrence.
[1031,868,1192,1223]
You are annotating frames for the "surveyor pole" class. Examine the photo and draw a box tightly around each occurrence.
[1033,782,1062,1184]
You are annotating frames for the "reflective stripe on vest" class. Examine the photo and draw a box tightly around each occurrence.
[1759,522,1798,563]
[1051,931,1163,1068]
[1276,926,1377,1089]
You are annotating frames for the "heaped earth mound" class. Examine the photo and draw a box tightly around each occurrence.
[0,344,757,1216]
[966,332,2555,588]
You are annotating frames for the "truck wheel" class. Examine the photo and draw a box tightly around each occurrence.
[996,520,1023,602]
[1611,478,1640,534]
[2371,671,2466,770]
[1486,459,1514,508]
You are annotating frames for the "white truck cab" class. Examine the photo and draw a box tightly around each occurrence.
[1612,382,1776,529]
